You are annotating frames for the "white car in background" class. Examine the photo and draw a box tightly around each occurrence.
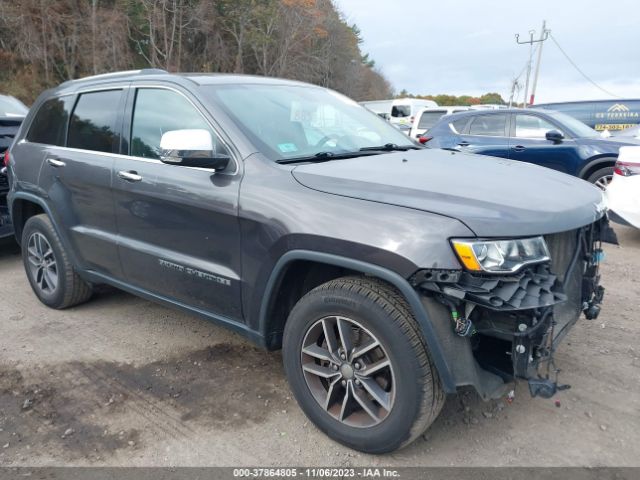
[409,106,471,139]
[606,146,640,229]
[360,98,437,127]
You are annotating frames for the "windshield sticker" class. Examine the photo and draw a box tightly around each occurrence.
[278,143,298,153]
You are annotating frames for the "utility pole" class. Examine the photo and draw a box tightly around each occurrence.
[508,77,521,108]
[529,20,548,106]
[515,22,549,108]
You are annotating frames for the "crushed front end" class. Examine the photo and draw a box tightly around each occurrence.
[412,216,617,400]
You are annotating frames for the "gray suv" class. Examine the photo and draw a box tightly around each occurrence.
[6,70,613,453]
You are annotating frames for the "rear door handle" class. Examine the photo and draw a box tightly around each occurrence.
[47,158,66,168]
[512,145,526,152]
[118,170,143,182]
[457,141,470,147]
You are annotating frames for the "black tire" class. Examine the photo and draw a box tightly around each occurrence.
[21,214,92,309]
[283,275,445,453]
[586,166,614,190]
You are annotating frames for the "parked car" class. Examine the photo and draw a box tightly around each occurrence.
[360,98,437,127]
[423,108,640,189]
[7,70,612,453]
[409,106,471,139]
[0,94,28,240]
[535,99,640,132]
[606,146,640,229]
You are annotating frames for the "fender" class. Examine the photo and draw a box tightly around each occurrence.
[578,156,617,179]
[258,250,457,393]
[9,191,82,269]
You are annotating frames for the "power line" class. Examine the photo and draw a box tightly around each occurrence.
[549,33,621,98]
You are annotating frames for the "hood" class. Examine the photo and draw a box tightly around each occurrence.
[291,149,605,237]
[578,136,640,150]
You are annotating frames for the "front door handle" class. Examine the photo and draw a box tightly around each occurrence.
[117,170,143,182]
[458,141,470,147]
[47,158,66,168]
[512,145,526,152]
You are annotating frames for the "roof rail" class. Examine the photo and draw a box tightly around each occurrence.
[60,68,169,86]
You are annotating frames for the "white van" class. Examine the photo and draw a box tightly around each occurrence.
[409,106,471,138]
[360,98,438,126]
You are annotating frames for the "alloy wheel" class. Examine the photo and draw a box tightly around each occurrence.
[26,232,59,294]
[300,315,395,428]
[594,174,613,190]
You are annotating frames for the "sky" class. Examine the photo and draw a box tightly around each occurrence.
[333,0,640,103]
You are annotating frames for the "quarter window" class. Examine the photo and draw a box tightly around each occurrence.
[130,88,226,160]
[468,114,508,136]
[418,111,446,129]
[68,90,122,153]
[26,96,74,146]
[515,115,559,138]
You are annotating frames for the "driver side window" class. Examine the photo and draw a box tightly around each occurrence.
[130,88,228,159]
[515,115,560,139]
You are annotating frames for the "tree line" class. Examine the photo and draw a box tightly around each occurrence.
[0,0,393,104]
[397,90,506,106]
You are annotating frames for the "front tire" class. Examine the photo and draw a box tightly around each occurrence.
[283,276,444,453]
[22,214,93,309]
[587,166,614,190]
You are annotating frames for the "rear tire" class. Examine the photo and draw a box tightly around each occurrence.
[283,276,444,453]
[21,214,92,309]
[586,166,614,190]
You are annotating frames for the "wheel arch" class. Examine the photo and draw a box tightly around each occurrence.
[258,250,456,393]
[9,193,81,272]
[578,155,617,180]
[10,193,47,246]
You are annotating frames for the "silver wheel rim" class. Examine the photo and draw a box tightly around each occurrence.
[300,316,395,428]
[26,232,58,294]
[594,174,613,190]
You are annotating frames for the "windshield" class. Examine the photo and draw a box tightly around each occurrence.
[0,95,28,116]
[544,110,600,138]
[205,84,415,161]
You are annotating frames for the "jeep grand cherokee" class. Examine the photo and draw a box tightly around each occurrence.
[5,70,613,453]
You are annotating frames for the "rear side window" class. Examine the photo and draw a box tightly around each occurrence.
[26,97,74,146]
[391,105,411,118]
[450,117,469,134]
[418,111,446,129]
[68,90,122,153]
[468,114,507,136]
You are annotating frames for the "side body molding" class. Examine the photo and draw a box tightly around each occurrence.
[259,250,457,393]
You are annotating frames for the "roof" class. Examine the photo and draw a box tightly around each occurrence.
[57,69,314,92]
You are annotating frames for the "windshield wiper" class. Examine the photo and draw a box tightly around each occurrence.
[276,150,381,165]
[359,143,421,152]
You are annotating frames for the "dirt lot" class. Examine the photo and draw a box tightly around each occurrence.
[0,226,638,467]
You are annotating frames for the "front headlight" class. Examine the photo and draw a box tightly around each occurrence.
[451,236,550,273]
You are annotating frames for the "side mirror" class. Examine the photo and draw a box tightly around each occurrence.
[159,129,230,171]
[545,130,564,144]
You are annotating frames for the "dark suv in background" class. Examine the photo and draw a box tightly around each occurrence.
[424,108,640,189]
[6,70,612,453]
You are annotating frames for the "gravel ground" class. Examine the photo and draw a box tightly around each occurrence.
[0,225,638,467]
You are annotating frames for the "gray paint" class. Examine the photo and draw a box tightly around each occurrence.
[6,71,607,396]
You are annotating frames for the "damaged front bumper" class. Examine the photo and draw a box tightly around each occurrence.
[411,217,616,400]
